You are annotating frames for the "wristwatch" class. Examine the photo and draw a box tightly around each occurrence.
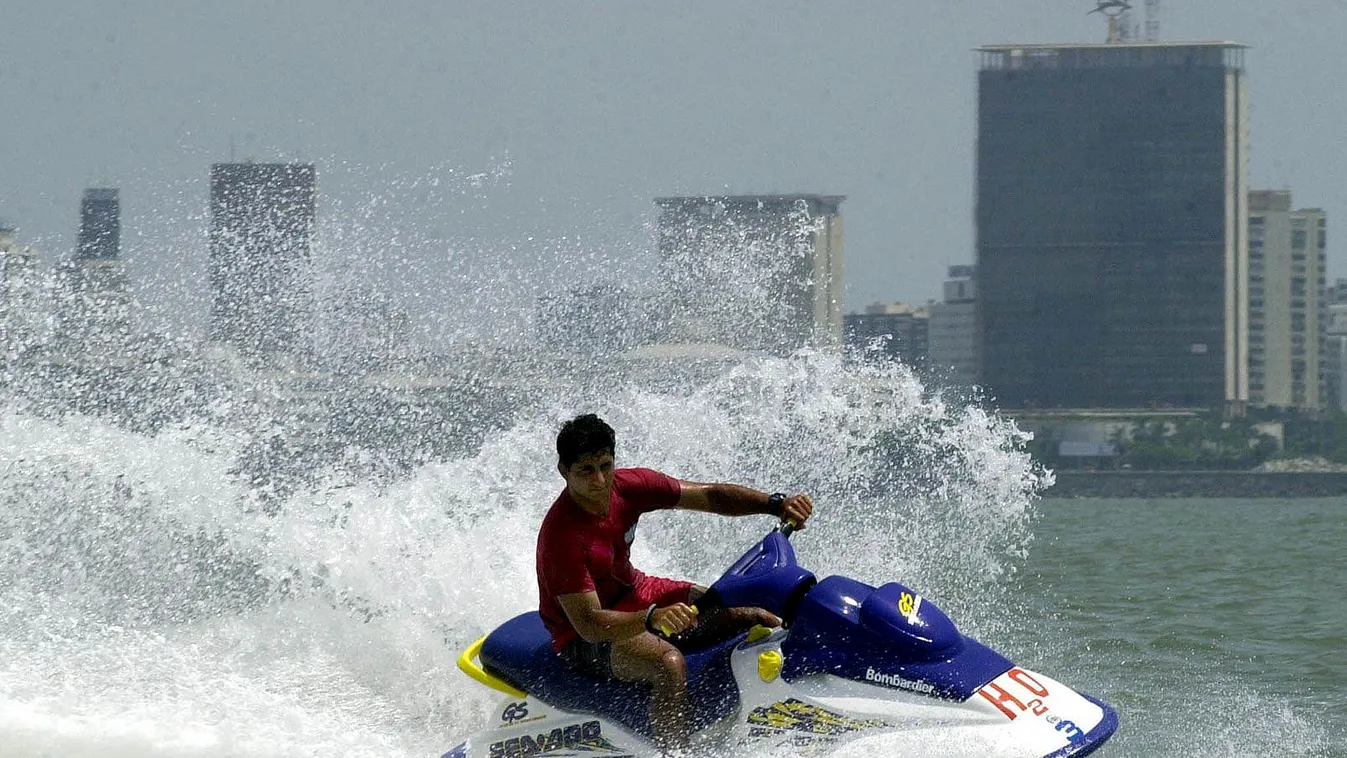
[767,492,787,517]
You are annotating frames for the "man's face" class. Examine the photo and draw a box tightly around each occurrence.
[559,450,615,508]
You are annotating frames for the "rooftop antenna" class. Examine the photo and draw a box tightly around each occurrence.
[1089,0,1135,43]
[1144,0,1161,41]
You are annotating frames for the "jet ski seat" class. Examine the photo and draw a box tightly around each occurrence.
[478,612,744,737]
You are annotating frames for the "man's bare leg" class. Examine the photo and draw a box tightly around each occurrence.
[609,632,690,753]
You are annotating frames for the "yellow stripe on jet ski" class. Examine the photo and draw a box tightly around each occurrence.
[457,636,528,698]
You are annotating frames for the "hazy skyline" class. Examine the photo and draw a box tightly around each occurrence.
[3,1,1345,339]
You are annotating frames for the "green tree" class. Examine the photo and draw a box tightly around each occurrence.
[1113,414,1276,470]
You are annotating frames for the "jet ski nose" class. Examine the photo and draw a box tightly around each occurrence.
[858,583,962,660]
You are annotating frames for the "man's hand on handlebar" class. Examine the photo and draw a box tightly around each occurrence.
[781,493,813,529]
[650,603,699,637]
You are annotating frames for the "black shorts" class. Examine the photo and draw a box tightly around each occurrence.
[560,638,613,679]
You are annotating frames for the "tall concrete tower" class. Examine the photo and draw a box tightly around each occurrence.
[77,188,120,260]
[1248,190,1327,411]
[928,265,978,388]
[1,225,44,362]
[57,188,133,353]
[653,194,844,356]
[208,162,316,359]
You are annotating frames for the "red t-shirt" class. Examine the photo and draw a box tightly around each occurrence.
[536,467,682,651]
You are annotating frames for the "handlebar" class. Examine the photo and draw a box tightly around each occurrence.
[659,518,801,636]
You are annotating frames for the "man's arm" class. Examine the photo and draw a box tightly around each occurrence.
[557,591,697,642]
[676,481,772,516]
[676,481,814,524]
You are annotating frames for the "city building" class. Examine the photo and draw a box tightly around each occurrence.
[316,282,414,374]
[535,284,664,355]
[55,188,133,353]
[208,162,316,359]
[77,187,120,260]
[1324,279,1347,410]
[927,265,978,387]
[844,302,928,367]
[0,225,44,359]
[653,194,843,356]
[1247,190,1327,411]
[976,42,1250,411]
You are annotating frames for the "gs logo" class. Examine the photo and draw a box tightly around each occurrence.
[896,591,922,624]
[897,593,915,617]
[502,702,530,724]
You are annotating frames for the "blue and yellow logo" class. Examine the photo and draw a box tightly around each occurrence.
[898,592,915,618]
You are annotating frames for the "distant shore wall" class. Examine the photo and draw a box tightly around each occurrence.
[1044,471,1347,499]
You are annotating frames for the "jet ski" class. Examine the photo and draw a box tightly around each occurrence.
[446,523,1118,757]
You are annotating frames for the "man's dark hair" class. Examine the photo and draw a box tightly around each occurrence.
[557,414,616,468]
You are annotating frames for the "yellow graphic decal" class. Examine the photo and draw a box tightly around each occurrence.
[747,698,890,736]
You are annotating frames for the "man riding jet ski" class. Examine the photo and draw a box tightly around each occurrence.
[446,414,1118,757]
[533,413,815,752]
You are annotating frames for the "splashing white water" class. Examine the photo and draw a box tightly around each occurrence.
[0,346,1048,758]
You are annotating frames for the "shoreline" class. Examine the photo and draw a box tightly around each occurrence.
[1043,470,1347,499]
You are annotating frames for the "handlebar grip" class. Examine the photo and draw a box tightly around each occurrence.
[779,519,799,538]
[656,605,698,637]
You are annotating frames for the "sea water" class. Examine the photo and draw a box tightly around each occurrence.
[2,357,1341,757]
[2,166,1341,756]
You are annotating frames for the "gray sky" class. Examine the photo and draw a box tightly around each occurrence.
[3,0,1345,338]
